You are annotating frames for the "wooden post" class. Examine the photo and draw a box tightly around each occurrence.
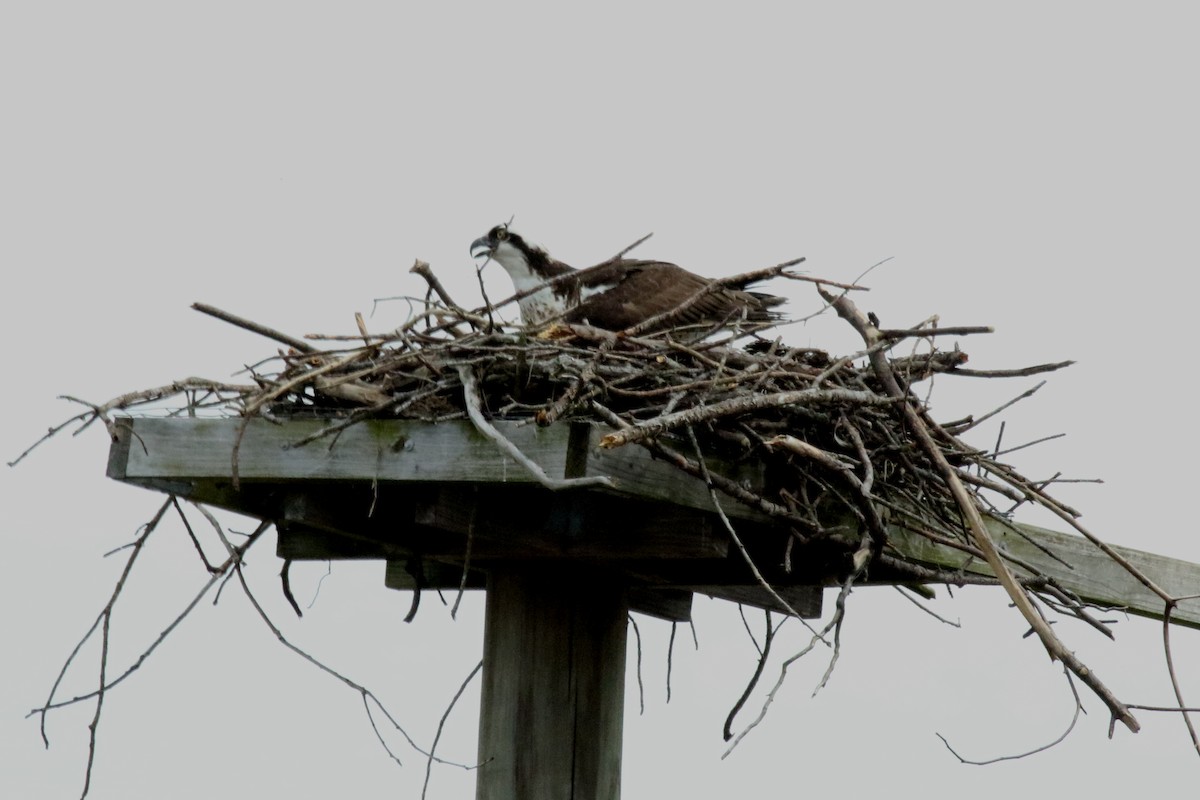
[476,567,628,800]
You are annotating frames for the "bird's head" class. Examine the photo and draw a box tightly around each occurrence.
[471,224,533,271]
[469,224,577,324]
[471,223,572,280]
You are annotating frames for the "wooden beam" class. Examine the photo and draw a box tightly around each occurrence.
[627,587,693,622]
[890,517,1200,629]
[689,584,823,618]
[105,417,1200,627]
[108,417,574,485]
[106,417,767,520]
[274,491,416,559]
[413,486,728,560]
[476,567,627,800]
[277,526,404,561]
[578,426,767,522]
[378,570,693,623]
[384,560,487,591]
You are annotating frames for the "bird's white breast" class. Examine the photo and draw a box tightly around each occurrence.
[489,241,616,325]
[491,242,568,325]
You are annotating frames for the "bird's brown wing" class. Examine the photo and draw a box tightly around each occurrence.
[565,260,781,331]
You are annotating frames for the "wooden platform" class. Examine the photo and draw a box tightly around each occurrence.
[106,416,831,621]
[104,416,1200,800]
[105,416,1200,628]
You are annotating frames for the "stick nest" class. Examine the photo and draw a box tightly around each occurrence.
[27,239,1200,776]
[22,260,1163,736]
[45,269,1075,574]
[202,280,1071,559]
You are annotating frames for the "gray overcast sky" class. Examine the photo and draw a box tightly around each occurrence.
[4,3,1199,798]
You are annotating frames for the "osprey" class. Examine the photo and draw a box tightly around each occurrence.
[469,224,786,332]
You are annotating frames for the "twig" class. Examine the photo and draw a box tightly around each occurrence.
[32,518,271,728]
[954,381,1047,435]
[458,364,613,490]
[232,545,472,769]
[421,660,484,800]
[812,566,860,696]
[895,586,962,627]
[451,494,476,620]
[609,231,654,259]
[192,302,317,353]
[1162,602,1200,755]
[737,604,763,656]
[599,387,896,449]
[937,665,1083,764]
[993,432,1067,458]
[685,427,818,624]
[629,615,645,715]
[280,559,303,618]
[949,361,1075,378]
[1126,704,1200,713]
[878,325,993,339]
[409,260,491,330]
[232,350,389,486]
[667,623,677,703]
[764,433,889,554]
[8,410,95,467]
[722,615,838,758]
[36,499,170,758]
[170,497,220,573]
[723,610,776,741]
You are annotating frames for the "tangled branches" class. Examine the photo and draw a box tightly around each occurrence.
[187,265,1200,744]
[20,256,1200,796]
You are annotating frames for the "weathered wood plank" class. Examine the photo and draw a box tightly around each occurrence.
[108,417,769,519]
[579,425,769,523]
[890,517,1200,629]
[477,567,627,800]
[626,587,693,622]
[414,486,729,560]
[689,584,823,618]
[384,559,487,591]
[380,564,692,622]
[276,486,723,563]
[109,417,573,484]
[276,490,411,538]
[277,527,405,561]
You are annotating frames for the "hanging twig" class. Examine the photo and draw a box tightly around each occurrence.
[685,427,820,625]
[421,660,484,800]
[723,610,777,741]
[629,615,645,716]
[458,364,613,490]
[937,665,1083,763]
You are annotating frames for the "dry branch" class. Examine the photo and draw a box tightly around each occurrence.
[457,365,613,491]
[818,285,1140,733]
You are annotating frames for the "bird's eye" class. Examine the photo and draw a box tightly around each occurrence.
[493,225,509,242]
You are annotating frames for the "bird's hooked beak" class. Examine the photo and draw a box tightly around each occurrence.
[470,235,495,260]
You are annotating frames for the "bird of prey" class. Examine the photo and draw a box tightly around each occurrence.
[469,224,786,332]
